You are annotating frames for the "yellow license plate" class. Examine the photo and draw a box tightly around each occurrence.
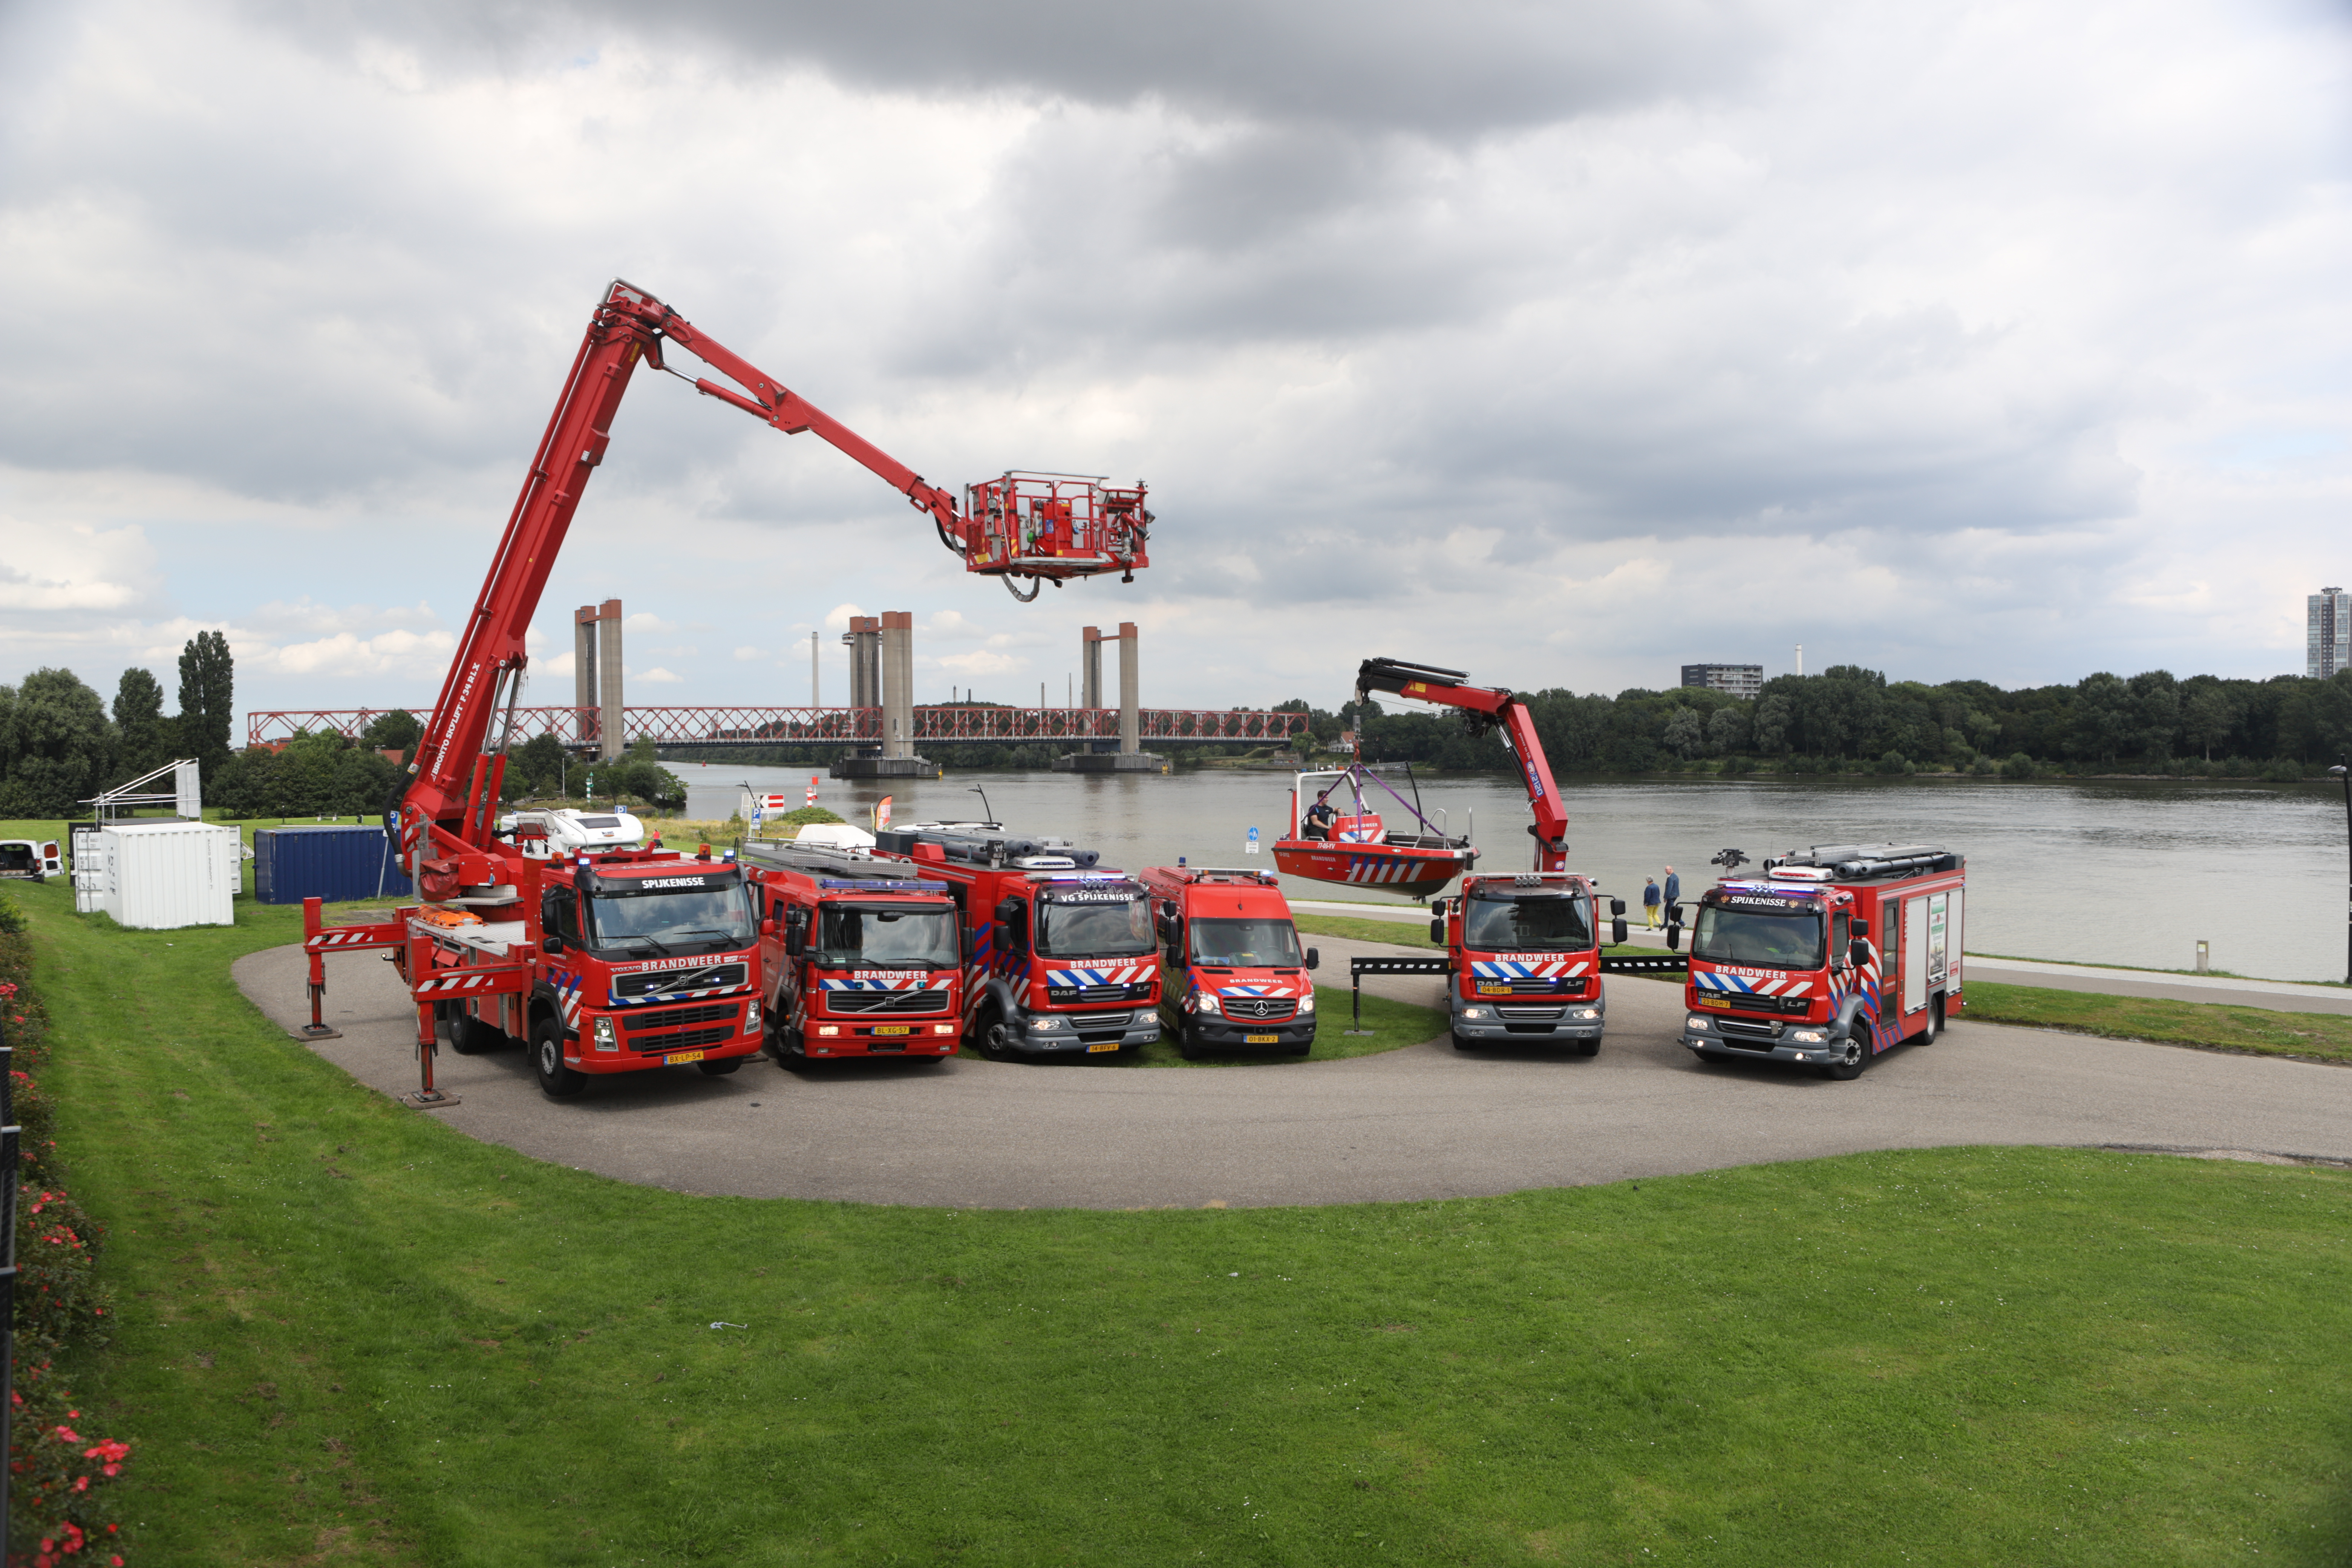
[1086,1041,1121,1053]
[871,1025,911,1036]
[1478,984,1512,995]
[1698,997,1729,1008]
[1245,1033,1279,1044]
[663,1050,706,1065]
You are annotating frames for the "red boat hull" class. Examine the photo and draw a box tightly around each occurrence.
[1273,839,1472,898]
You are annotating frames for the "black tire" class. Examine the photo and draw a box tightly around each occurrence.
[530,1014,587,1098]
[1575,1038,1600,1058]
[1819,1032,1868,1081]
[451,1005,505,1056]
[975,1006,1022,1061]
[1288,1039,1313,1057]
[1916,995,1943,1046]
[697,1057,744,1076]
[1452,1031,1478,1051]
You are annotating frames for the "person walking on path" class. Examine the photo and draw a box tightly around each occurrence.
[1663,865,1680,925]
[1642,876,1662,928]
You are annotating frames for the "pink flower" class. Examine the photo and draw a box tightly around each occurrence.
[72,1475,87,1491]
[52,1424,80,1443]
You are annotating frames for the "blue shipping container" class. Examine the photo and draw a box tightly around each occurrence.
[253,824,413,905]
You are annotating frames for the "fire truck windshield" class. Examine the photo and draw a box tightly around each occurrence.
[1036,894,1155,959]
[584,884,755,955]
[1187,917,1304,968]
[816,904,959,969]
[1693,904,1824,969]
[1462,892,1592,952]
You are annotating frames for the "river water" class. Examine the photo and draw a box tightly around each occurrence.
[681,765,2352,984]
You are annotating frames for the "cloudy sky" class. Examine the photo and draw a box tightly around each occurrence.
[2,0,2346,733]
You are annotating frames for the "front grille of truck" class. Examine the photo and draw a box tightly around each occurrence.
[1221,997,1297,1022]
[1070,1011,1132,1041]
[1715,1017,1782,1044]
[823,989,950,1015]
[634,1024,737,1055]
[1498,1005,1564,1021]
[623,1002,739,1033]
[615,963,747,998]
[1047,982,1153,1004]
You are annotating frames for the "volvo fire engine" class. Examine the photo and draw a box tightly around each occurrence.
[1139,864,1321,1058]
[740,841,965,1063]
[869,825,1164,1058]
[298,277,1148,1102]
[1680,844,1965,1080]
[1355,658,1611,1052]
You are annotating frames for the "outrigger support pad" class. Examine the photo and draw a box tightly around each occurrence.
[404,1088,462,1110]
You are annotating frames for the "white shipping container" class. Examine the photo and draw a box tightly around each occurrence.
[89,821,242,929]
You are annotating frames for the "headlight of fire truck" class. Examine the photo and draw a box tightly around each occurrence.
[593,1016,619,1052]
[744,998,762,1032]
[1459,1006,1491,1020]
[1686,1016,1712,1032]
[1790,1029,1828,1043]
[1567,1008,1598,1020]
[1031,1015,1069,1031]
[1297,992,1315,1014]
[1194,992,1222,1015]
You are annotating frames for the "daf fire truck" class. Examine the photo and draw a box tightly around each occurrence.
[739,842,965,1062]
[1680,844,1965,1080]
[1139,864,1321,1058]
[869,825,1164,1059]
[1354,657,1611,1053]
[297,277,1147,1102]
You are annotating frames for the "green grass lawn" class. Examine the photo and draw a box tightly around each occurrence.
[1963,982,2352,1065]
[1106,987,1447,1068]
[16,874,2352,1563]
[1292,911,1444,948]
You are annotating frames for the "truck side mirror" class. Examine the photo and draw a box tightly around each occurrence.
[760,916,779,940]
[1612,917,1628,946]
[1304,947,1320,970]
[542,933,564,956]
[996,897,1022,924]
[1666,923,1681,952]
[1850,939,1871,969]
[1428,917,1444,943]
[785,925,807,957]
[1610,897,1628,917]
[1851,919,1870,938]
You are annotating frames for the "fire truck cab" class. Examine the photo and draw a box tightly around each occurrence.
[1138,864,1320,1058]
[1680,844,1965,1080]
[740,842,964,1062]
[1426,871,1606,1053]
[871,825,1164,1059]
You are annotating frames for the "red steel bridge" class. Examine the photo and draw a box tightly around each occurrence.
[247,705,1308,749]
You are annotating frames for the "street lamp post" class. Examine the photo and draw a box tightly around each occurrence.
[2332,758,2352,986]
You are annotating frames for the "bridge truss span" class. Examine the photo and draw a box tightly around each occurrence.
[247,705,1308,749]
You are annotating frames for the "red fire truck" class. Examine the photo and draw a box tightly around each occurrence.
[869,825,1164,1059]
[297,277,1147,1103]
[1679,844,1965,1080]
[1139,864,1321,1058]
[740,842,965,1062]
[1424,872,1608,1053]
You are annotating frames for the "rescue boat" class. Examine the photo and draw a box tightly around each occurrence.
[1271,764,1476,899]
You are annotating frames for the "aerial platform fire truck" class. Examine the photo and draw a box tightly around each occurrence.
[297,277,1152,1102]
[739,841,965,1063]
[1680,844,1965,1080]
[867,825,1164,1059]
[1139,864,1321,1058]
[1351,658,1612,1054]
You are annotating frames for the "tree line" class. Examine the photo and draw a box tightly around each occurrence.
[1295,665,2352,780]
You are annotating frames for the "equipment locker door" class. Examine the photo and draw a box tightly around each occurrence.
[1903,896,1928,1016]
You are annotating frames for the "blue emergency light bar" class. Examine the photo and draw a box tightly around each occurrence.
[818,878,951,893]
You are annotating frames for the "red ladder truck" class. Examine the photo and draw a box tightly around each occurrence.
[296,278,1152,1102]
[1350,658,1615,1054]
[1679,844,1965,1080]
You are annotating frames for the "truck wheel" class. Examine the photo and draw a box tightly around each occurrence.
[1451,1031,1478,1051]
[447,1005,504,1055]
[1288,1039,1313,1057]
[975,1007,1021,1061]
[1819,1034,1867,1081]
[530,1015,587,1099]
[1177,1022,1204,1060]
[1575,1038,1600,1058]
[697,1057,743,1076]
[1916,996,1943,1046]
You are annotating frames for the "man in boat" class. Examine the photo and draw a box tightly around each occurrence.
[1303,788,1338,840]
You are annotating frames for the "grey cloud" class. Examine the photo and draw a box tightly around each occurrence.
[244,0,1780,139]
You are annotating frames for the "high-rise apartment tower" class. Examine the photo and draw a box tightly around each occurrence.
[2310,587,2351,678]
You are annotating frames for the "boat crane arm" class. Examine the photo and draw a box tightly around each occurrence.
[1354,657,1570,873]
